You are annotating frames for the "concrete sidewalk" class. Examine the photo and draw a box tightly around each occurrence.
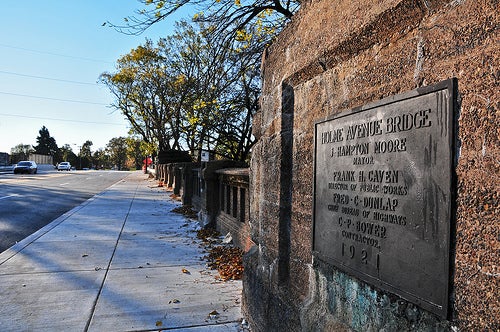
[0,172,244,331]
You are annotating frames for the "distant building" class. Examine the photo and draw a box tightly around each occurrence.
[0,152,9,166]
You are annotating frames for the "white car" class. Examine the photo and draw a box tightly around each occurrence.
[57,162,71,171]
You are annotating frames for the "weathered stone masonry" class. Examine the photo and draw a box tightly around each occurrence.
[244,0,498,331]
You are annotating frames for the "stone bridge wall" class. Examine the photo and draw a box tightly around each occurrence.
[244,0,498,331]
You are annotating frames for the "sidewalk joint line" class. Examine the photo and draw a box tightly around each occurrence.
[84,178,140,332]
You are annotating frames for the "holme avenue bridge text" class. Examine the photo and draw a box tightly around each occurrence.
[320,108,432,144]
[320,108,432,164]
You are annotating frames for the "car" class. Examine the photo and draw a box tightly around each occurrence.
[14,161,38,174]
[57,162,71,171]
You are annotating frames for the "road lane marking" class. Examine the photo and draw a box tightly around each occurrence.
[0,194,20,200]
[60,183,70,186]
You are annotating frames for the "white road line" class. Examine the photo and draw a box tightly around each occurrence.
[60,183,70,186]
[0,194,19,200]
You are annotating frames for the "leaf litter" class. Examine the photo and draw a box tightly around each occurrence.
[171,205,198,219]
[195,228,244,281]
[205,246,244,281]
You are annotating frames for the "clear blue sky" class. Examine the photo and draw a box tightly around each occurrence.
[0,1,191,154]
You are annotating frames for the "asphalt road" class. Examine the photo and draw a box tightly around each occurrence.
[0,168,131,253]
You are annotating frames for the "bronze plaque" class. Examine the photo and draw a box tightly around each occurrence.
[313,79,457,318]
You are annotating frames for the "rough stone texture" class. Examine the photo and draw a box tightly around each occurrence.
[245,0,499,331]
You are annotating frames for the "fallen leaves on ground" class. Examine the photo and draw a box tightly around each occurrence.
[169,193,181,201]
[196,228,220,242]
[204,246,244,281]
[171,205,198,219]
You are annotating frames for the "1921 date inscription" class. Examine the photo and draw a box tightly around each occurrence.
[313,79,457,318]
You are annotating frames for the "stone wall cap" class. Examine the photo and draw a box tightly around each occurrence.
[215,168,250,176]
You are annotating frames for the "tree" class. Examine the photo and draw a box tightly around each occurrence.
[34,126,59,158]
[126,136,149,170]
[209,22,261,161]
[107,137,128,170]
[110,0,300,43]
[10,144,34,163]
[79,140,93,169]
[59,144,78,165]
[104,1,300,163]
[168,21,259,161]
[92,148,110,169]
[100,20,259,162]
[100,40,184,153]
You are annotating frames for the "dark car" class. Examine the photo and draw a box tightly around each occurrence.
[14,161,38,174]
